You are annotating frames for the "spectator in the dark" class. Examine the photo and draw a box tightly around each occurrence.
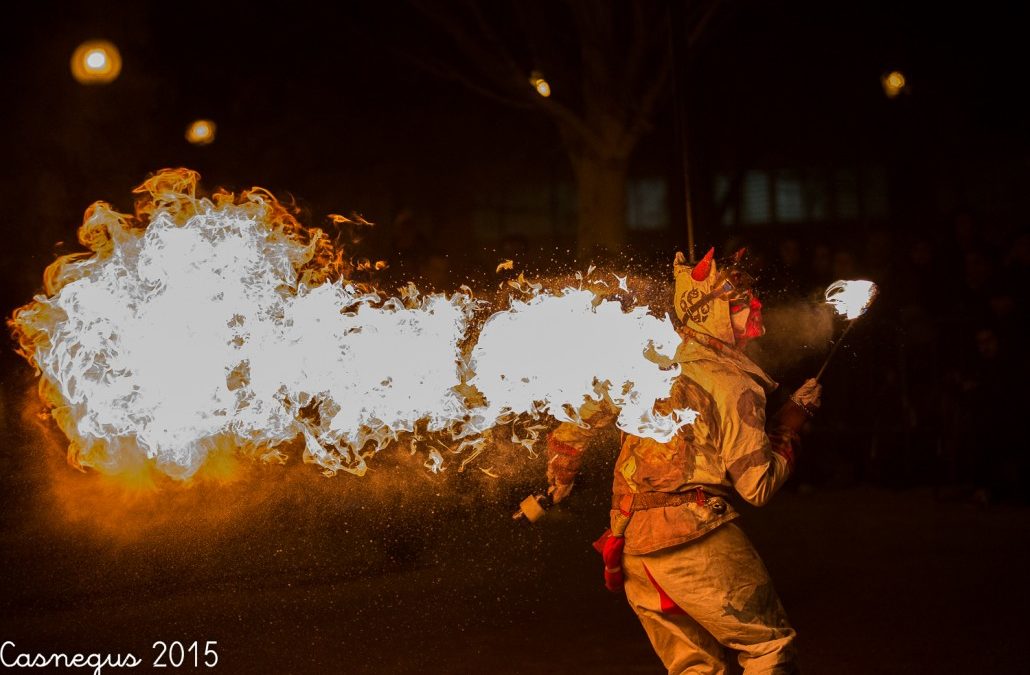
[950,250,995,335]
[896,235,945,312]
[832,249,858,281]
[892,234,947,482]
[1004,231,1030,284]
[963,250,993,293]
[1000,231,1030,337]
[809,242,833,291]
[952,211,977,252]
[863,230,895,289]
[766,236,806,302]
[960,324,1024,503]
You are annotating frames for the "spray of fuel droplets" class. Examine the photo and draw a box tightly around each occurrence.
[10,169,695,481]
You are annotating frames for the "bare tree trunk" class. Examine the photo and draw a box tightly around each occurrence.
[572,152,628,261]
[404,1,709,258]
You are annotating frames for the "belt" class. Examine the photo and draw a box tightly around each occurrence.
[612,488,727,514]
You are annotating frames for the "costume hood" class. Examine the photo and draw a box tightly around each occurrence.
[673,248,736,346]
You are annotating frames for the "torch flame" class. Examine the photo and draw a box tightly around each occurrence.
[10,169,696,481]
[824,280,878,320]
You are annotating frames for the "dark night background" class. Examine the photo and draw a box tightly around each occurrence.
[1,1,1028,673]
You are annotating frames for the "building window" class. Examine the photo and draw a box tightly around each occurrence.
[864,166,889,219]
[804,171,830,221]
[775,170,805,223]
[626,177,669,231]
[741,171,771,225]
[719,165,889,226]
[714,174,735,226]
[834,168,860,220]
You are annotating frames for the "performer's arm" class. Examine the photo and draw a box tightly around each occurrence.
[546,396,617,503]
[721,379,820,506]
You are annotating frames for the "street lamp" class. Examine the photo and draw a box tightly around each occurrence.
[70,40,122,85]
[529,71,551,98]
[186,119,217,146]
[881,70,907,99]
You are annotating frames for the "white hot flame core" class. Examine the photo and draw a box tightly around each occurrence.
[825,280,878,320]
[14,179,696,479]
[470,290,695,443]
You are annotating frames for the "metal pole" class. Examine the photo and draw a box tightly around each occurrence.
[668,2,696,263]
[815,320,857,382]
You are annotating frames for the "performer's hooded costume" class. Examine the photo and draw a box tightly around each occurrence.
[547,250,814,674]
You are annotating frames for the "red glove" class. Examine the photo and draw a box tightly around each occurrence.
[773,378,821,433]
[592,529,626,592]
[769,379,821,469]
[771,399,809,435]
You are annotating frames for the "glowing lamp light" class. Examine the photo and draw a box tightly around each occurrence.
[881,70,907,99]
[186,119,216,146]
[529,71,551,98]
[70,40,122,85]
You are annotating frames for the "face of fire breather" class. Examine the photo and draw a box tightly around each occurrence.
[673,248,764,348]
[729,288,764,346]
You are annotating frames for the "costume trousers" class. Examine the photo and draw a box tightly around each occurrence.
[623,523,798,675]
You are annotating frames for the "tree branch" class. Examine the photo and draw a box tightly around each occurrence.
[395,46,538,111]
[410,0,603,150]
[688,0,726,47]
[618,47,672,155]
[403,0,724,161]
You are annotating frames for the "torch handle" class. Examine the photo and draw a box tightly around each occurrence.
[815,321,856,383]
[513,494,550,523]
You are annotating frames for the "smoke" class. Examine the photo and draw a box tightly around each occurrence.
[748,299,835,376]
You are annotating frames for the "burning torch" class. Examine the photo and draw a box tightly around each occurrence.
[815,280,879,382]
[512,493,553,522]
[766,279,879,434]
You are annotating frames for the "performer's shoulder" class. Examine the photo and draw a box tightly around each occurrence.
[678,359,761,410]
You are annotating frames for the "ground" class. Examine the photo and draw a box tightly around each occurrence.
[0,366,1026,674]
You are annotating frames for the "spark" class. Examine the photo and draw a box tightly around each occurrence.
[425,449,444,473]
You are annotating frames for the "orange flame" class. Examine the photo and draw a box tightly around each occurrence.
[10,169,693,484]
[10,169,349,479]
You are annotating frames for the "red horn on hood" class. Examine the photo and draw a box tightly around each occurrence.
[691,247,715,281]
[733,247,747,264]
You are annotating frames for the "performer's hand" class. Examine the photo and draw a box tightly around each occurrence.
[547,481,574,504]
[601,533,626,592]
[791,378,822,412]
[546,439,581,504]
[774,378,821,436]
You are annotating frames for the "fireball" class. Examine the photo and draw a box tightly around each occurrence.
[11,169,694,480]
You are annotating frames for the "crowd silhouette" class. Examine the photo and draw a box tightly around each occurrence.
[728,215,1029,504]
